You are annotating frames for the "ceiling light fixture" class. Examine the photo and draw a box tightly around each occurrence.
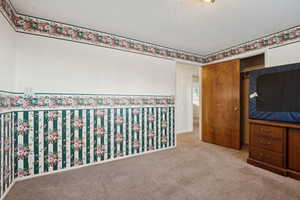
[202,0,216,3]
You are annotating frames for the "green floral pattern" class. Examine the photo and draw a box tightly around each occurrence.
[0,93,174,113]
[12,107,175,178]
[0,113,14,198]
[0,91,175,200]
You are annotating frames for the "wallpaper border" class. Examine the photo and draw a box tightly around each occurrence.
[0,0,204,63]
[0,91,175,114]
[204,26,300,63]
[1,0,300,64]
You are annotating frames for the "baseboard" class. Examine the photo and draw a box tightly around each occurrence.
[287,169,300,181]
[247,158,287,176]
[16,146,176,183]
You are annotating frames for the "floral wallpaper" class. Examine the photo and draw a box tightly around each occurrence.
[0,112,14,199]
[0,91,175,200]
[13,107,175,178]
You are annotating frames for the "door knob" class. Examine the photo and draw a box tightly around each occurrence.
[234,107,240,112]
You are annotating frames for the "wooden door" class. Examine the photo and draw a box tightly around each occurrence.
[202,59,241,149]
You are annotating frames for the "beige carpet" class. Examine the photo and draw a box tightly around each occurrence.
[5,131,300,200]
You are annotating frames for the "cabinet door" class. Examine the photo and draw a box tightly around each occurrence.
[202,59,241,149]
[288,129,300,172]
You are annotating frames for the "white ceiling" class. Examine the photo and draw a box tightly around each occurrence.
[10,0,300,55]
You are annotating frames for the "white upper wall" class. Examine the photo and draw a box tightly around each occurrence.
[15,33,176,95]
[0,16,16,91]
[268,41,300,67]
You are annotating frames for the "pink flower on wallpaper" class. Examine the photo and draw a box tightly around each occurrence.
[104,36,113,45]
[115,116,124,125]
[120,40,129,48]
[16,121,31,135]
[47,154,59,167]
[37,23,49,31]
[62,27,69,35]
[64,96,73,105]
[23,100,30,109]
[23,22,32,30]
[95,145,106,156]
[148,114,155,122]
[147,130,155,139]
[115,134,123,143]
[149,47,155,54]
[72,139,84,151]
[85,32,93,40]
[49,27,57,35]
[132,141,140,149]
[48,111,59,120]
[73,119,83,129]
[38,97,46,106]
[97,127,105,137]
[290,32,296,39]
[14,16,24,27]
[47,131,59,143]
[49,99,57,107]
[16,146,30,159]
[70,30,78,39]
[161,136,168,144]
[161,121,168,129]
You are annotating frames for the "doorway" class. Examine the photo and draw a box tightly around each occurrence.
[192,75,200,133]
[240,54,265,147]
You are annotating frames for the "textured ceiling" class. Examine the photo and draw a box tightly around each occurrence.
[10,0,300,55]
